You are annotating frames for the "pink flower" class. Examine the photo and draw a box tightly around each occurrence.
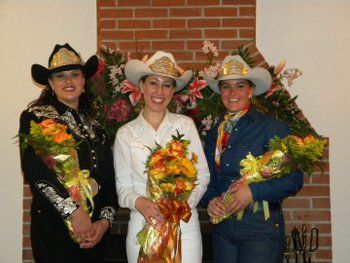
[105,98,132,123]
[92,59,105,79]
[173,94,189,113]
[121,80,142,106]
[202,40,219,57]
[188,78,206,104]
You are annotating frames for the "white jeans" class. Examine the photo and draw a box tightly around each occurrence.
[126,209,203,263]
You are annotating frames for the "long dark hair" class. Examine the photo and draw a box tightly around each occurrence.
[29,79,96,117]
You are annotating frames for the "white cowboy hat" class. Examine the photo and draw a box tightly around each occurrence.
[124,51,192,92]
[203,55,272,95]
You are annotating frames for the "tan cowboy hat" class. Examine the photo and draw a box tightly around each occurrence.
[124,51,192,92]
[203,55,272,95]
[31,43,98,85]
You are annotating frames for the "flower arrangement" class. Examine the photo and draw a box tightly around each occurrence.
[90,41,318,145]
[21,119,99,242]
[137,131,198,262]
[210,134,327,224]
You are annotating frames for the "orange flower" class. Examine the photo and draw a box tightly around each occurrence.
[303,135,316,145]
[169,141,185,157]
[289,135,304,146]
[175,179,195,191]
[53,132,73,143]
[149,150,167,167]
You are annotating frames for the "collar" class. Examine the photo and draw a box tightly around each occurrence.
[51,98,83,116]
[132,109,175,138]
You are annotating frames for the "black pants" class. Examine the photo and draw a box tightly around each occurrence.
[30,206,105,263]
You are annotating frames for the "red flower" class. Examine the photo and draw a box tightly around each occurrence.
[43,156,56,169]
[121,80,141,106]
[105,98,132,122]
[186,108,201,124]
[188,78,206,104]
[92,59,105,79]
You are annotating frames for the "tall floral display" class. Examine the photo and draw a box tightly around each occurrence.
[90,42,319,145]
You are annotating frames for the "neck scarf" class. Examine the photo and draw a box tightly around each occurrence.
[215,103,250,169]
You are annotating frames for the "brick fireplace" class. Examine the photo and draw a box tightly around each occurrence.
[22,0,331,262]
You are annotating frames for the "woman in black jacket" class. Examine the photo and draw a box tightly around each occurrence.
[19,43,118,263]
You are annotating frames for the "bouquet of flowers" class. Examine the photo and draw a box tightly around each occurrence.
[210,134,327,224]
[137,131,198,263]
[23,119,99,241]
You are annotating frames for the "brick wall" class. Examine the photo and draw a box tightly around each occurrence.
[22,0,332,262]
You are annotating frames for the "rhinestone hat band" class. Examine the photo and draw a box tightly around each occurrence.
[148,56,179,78]
[219,59,248,77]
[49,48,82,70]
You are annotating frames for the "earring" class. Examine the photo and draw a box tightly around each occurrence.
[51,89,55,96]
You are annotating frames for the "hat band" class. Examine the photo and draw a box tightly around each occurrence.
[148,56,179,78]
[49,48,82,70]
[219,59,248,78]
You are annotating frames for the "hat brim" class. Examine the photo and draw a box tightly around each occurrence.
[31,55,98,86]
[204,67,272,96]
[125,59,192,92]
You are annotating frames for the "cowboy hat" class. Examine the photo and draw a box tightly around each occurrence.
[31,43,98,85]
[124,51,192,92]
[203,55,272,95]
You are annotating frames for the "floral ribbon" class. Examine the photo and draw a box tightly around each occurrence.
[65,169,97,216]
[215,103,250,169]
[157,199,192,263]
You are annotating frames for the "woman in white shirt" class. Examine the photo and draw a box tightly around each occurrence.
[113,51,210,263]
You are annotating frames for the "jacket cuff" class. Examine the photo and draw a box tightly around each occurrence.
[35,181,79,218]
[100,206,116,228]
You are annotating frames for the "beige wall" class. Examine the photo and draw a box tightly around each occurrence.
[0,0,96,262]
[257,0,350,261]
[1,0,350,262]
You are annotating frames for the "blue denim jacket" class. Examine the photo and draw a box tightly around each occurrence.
[200,105,304,207]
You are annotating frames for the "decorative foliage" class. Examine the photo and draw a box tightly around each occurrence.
[90,41,319,145]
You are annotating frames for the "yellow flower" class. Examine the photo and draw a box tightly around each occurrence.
[191,152,198,164]
[160,183,176,192]
[149,163,167,180]
[178,158,197,179]
[165,164,181,176]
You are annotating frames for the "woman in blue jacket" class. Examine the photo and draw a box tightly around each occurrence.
[200,55,303,263]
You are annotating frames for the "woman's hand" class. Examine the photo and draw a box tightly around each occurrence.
[135,196,164,227]
[225,185,253,215]
[79,219,109,249]
[71,207,93,241]
[207,196,226,218]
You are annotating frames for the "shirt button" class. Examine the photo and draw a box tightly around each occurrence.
[228,145,231,149]
[93,157,96,160]
[93,164,97,168]
[226,163,230,167]
[91,150,95,153]
[234,128,238,131]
